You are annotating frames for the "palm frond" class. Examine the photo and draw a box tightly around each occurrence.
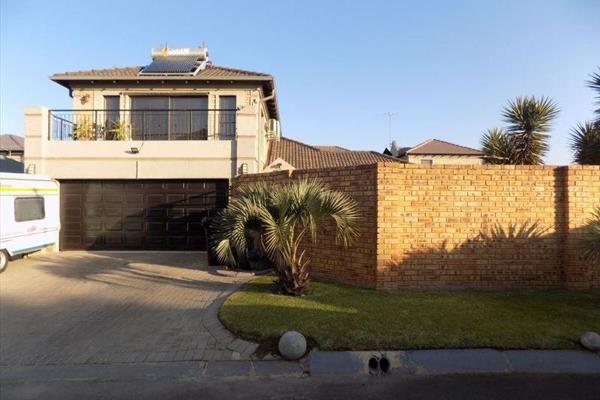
[570,121,600,165]
[481,127,516,164]
[211,179,359,295]
[587,68,600,126]
[501,96,559,165]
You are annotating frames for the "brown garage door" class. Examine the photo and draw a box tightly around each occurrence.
[59,180,228,250]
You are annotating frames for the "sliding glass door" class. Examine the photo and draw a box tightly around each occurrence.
[130,96,208,140]
[170,97,208,140]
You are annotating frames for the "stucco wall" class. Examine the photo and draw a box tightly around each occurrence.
[24,81,272,180]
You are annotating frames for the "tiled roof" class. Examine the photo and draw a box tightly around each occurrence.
[51,65,271,80]
[267,137,401,170]
[50,64,278,119]
[0,134,24,152]
[313,145,351,152]
[401,139,483,156]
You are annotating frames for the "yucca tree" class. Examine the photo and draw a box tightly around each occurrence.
[588,69,600,126]
[212,179,359,296]
[502,96,559,165]
[481,127,516,164]
[570,122,600,165]
[583,206,600,263]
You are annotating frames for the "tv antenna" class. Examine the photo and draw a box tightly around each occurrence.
[384,112,397,146]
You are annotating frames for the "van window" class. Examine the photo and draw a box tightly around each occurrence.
[14,197,45,222]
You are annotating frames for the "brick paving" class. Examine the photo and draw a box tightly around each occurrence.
[0,251,258,366]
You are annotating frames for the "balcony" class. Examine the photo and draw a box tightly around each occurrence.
[49,109,237,141]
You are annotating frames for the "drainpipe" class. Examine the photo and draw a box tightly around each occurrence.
[261,89,276,104]
[259,89,276,172]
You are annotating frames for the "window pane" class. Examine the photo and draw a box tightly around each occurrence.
[219,96,236,139]
[131,97,169,140]
[171,97,208,140]
[104,96,120,139]
[15,197,45,222]
[420,159,433,165]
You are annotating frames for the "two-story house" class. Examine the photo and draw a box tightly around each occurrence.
[24,46,280,251]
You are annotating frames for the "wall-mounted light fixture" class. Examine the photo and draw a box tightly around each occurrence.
[130,147,140,154]
[240,163,248,175]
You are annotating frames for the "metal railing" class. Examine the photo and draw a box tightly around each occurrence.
[49,109,237,141]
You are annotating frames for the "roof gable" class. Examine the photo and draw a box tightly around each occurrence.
[405,139,483,156]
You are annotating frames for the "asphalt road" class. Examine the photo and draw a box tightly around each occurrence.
[2,374,599,400]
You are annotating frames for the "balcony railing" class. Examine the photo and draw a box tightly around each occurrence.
[49,109,237,141]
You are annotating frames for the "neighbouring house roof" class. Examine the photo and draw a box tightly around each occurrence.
[50,64,279,119]
[313,145,351,152]
[0,134,24,152]
[398,139,483,157]
[266,137,401,170]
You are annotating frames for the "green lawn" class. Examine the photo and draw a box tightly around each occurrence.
[219,276,600,350]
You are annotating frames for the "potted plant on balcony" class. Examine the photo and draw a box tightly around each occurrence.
[73,116,95,140]
[106,121,131,141]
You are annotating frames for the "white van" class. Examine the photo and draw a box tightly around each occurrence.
[0,173,60,272]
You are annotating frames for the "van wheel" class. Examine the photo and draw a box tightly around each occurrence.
[0,250,8,273]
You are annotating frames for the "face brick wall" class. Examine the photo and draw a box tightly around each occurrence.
[235,165,379,288]
[565,166,600,288]
[234,163,599,290]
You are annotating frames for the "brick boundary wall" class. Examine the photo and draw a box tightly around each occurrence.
[234,165,379,288]
[234,163,599,290]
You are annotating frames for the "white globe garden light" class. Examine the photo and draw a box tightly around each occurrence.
[278,331,307,360]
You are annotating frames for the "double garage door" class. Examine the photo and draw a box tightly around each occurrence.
[60,180,228,250]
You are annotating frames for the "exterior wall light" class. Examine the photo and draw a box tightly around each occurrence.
[130,147,139,154]
[240,163,248,175]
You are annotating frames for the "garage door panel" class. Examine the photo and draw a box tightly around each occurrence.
[103,192,123,203]
[62,208,82,221]
[60,179,228,250]
[124,193,144,203]
[187,208,207,221]
[125,221,144,231]
[124,234,144,247]
[147,222,166,232]
[145,183,165,191]
[124,208,144,218]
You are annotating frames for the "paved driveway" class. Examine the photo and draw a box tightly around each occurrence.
[0,251,257,366]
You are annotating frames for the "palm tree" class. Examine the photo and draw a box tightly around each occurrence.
[583,206,600,263]
[588,69,600,126]
[570,122,600,165]
[481,127,516,164]
[502,96,559,165]
[212,179,359,296]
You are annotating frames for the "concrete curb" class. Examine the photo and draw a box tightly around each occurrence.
[307,349,600,376]
[2,350,598,383]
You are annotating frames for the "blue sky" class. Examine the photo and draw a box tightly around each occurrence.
[1,0,598,164]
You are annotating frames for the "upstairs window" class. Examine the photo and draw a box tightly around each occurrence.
[104,96,120,128]
[219,96,236,139]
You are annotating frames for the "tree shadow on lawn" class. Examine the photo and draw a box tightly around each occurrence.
[220,276,600,351]
[221,215,600,351]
